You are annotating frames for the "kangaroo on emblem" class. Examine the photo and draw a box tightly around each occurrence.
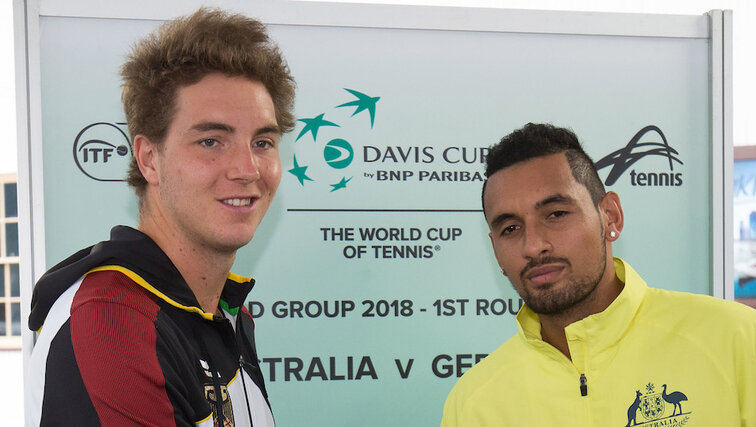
[625,390,642,427]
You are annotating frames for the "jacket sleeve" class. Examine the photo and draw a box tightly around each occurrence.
[66,270,182,426]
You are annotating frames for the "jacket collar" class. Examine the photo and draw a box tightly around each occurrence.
[30,226,255,329]
[516,257,647,360]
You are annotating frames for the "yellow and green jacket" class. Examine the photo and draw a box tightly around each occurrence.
[442,258,756,426]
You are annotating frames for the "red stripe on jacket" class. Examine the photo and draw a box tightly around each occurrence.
[70,270,176,426]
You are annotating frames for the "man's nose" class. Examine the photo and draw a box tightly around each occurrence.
[522,224,552,259]
[227,143,261,182]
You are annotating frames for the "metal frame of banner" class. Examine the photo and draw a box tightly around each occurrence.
[15,0,732,406]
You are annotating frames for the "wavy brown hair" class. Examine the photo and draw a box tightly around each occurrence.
[121,7,296,198]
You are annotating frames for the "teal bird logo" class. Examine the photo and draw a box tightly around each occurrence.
[330,177,352,192]
[288,155,314,186]
[336,88,380,128]
[288,87,382,192]
[295,113,340,142]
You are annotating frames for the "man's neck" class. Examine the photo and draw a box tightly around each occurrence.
[538,269,624,360]
[138,218,234,315]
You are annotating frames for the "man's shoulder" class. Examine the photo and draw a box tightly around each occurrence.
[73,268,161,318]
[640,286,756,342]
[644,286,756,321]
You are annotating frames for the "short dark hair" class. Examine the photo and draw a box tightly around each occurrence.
[121,7,296,199]
[481,123,605,216]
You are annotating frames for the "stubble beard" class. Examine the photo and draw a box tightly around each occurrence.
[516,237,607,316]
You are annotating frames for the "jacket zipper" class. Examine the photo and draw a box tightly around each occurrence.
[217,310,256,426]
[210,368,225,424]
[579,373,588,396]
[239,354,255,425]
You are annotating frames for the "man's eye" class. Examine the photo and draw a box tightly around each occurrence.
[254,139,275,149]
[549,211,569,219]
[199,139,218,148]
[502,225,519,235]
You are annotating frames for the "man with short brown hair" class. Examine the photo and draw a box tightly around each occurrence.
[27,8,294,426]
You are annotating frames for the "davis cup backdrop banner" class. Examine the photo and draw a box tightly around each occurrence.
[22,2,729,426]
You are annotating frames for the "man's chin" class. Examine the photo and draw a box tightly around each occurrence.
[522,288,571,315]
[208,233,255,254]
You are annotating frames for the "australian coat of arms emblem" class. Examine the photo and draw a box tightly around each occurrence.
[625,382,690,426]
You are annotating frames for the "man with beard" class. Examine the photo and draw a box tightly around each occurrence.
[441,123,756,426]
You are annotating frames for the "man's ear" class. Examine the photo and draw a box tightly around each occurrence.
[600,191,624,241]
[133,135,159,185]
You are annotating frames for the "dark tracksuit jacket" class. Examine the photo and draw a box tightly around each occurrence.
[26,226,275,426]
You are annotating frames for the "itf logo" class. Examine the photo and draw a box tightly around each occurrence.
[595,125,683,187]
[73,122,132,182]
[288,88,380,192]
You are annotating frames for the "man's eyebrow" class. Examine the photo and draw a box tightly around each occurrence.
[189,122,282,136]
[488,194,575,229]
[190,121,235,133]
[256,125,282,136]
[489,213,515,229]
[535,194,574,209]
